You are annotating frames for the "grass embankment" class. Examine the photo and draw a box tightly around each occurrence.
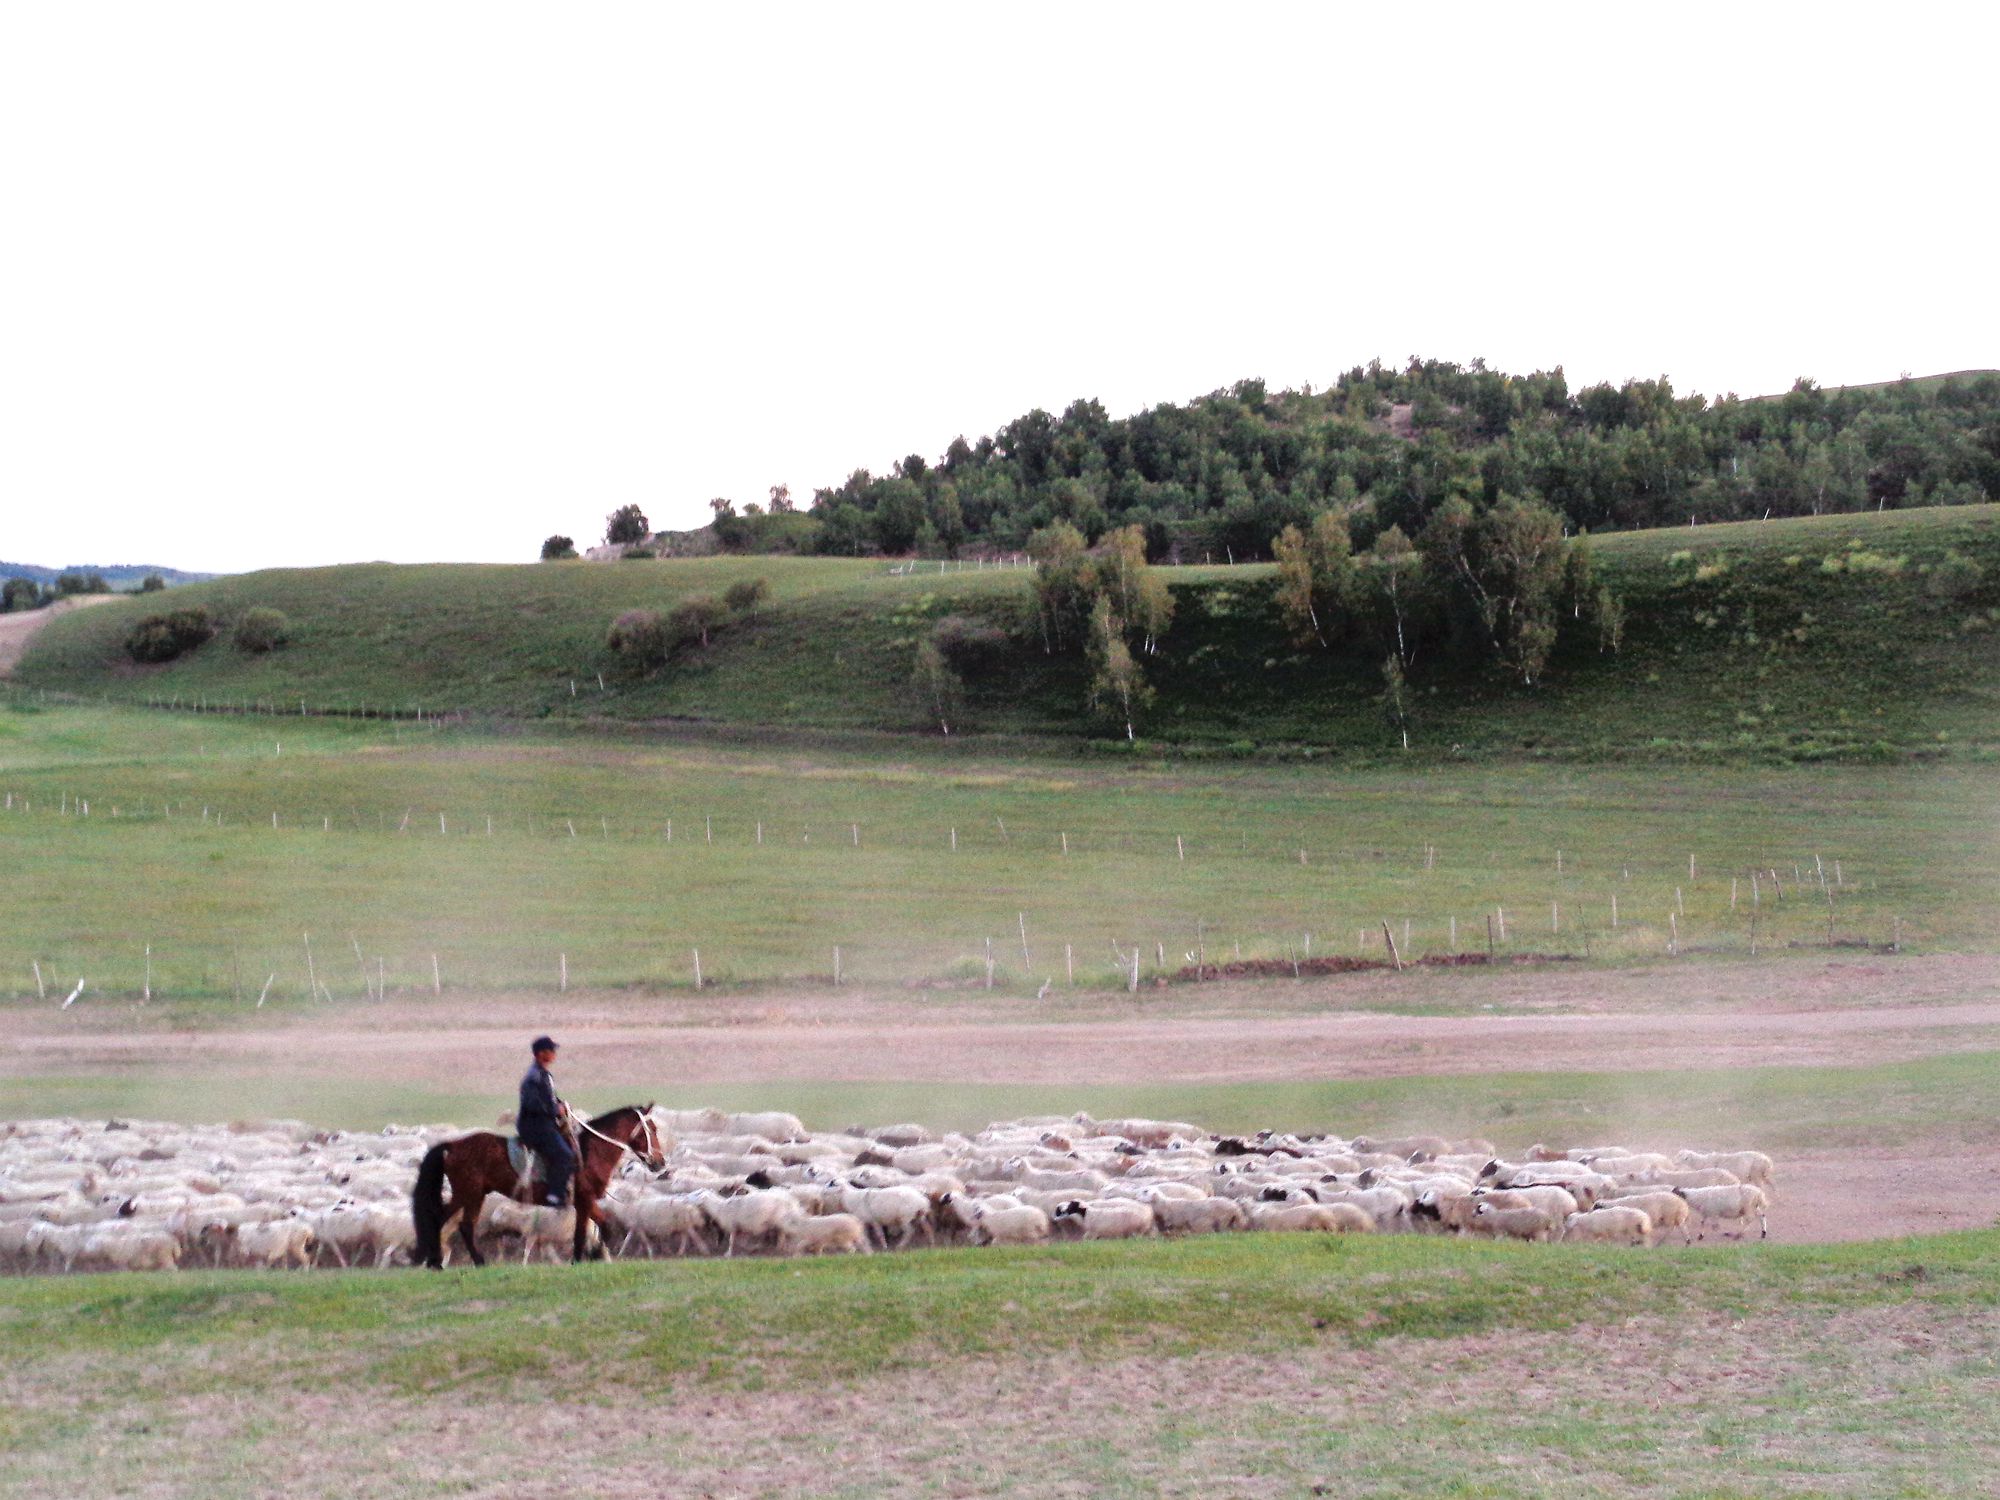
[0,702,1987,997]
[3,1232,1998,1497]
[16,505,2000,758]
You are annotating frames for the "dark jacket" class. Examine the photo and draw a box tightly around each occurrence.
[518,1062,561,1130]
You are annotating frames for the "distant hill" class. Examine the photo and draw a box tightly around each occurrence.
[0,562,216,590]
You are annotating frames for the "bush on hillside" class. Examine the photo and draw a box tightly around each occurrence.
[233,607,290,653]
[930,615,1009,678]
[139,574,166,593]
[540,535,578,561]
[620,545,655,560]
[724,577,770,615]
[1929,549,1985,603]
[56,572,108,596]
[126,607,214,664]
[668,595,724,649]
[605,609,670,669]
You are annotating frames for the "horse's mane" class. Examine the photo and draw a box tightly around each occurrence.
[584,1104,652,1136]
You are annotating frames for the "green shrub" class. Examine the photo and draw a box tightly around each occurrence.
[540,535,578,561]
[232,607,290,654]
[126,607,214,664]
[1929,550,1985,603]
[605,609,670,669]
[139,574,166,593]
[620,546,655,560]
[930,615,1009,678]
[669,595,724,649]
[724,577,771,615]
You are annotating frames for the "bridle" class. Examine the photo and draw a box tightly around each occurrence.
[573,1109,666,1172]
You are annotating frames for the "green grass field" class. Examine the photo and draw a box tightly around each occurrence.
[1,699,1987,999]
[15,505,2000,758]
[3,1231,1997,1497]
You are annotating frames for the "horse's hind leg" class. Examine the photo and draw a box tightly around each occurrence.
[451,1191,486,1267]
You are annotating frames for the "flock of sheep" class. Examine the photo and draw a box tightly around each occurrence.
[0,1107,1774,1274]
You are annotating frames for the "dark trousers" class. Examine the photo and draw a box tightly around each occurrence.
[518,1119,575,1205]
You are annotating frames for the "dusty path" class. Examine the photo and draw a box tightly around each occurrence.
[0,593,115,675]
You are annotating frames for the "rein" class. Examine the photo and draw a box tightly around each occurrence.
[571,1111,662,1171]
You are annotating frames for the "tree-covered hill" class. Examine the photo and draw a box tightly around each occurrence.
[773,363,2000,561]
[15,506,1998,762]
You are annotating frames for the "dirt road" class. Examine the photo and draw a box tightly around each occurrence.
[14,953,1995,1088]
[0,592,116,675]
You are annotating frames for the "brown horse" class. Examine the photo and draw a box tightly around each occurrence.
[411,1104,665,1268]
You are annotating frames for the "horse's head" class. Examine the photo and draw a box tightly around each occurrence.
[632,1104,668,1171]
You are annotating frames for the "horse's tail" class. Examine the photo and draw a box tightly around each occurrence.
[412,1142,450,1270]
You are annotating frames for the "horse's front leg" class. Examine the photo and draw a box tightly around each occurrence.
[573,1194,594,1263]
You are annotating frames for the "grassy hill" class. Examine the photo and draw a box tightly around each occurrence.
[14,506,1999,760]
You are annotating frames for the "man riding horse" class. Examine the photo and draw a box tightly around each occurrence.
[518,1035,576,1207]
[409,1037,666,1267]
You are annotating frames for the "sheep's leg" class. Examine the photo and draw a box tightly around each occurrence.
[1758,1212,1769,1240]
[723,1227,736,1258]
[329,1241,349,1269]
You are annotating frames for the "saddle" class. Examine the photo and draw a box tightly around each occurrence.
[508,1138,571,1205]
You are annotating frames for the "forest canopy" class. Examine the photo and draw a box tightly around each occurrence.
[795,363,2000,560]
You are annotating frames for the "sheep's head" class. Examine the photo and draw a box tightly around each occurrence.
[1052,1200,1085,1219]
[1478,1159,1500,1180]
[1259,1186,1290,1203]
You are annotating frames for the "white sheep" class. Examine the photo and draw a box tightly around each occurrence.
[618,1195,712,1258]
[834,1183,932,1249]
[964,1201,1053,1246]
[478,1200,578,1264]
[1561,1206,1653,1244]
[1469,1203,1556,1242]
[1145,1194,1249,1234]
[694,1188,803,1257]
[722,1111,808,1143]
[1475,1185,1579,1222]
[223,1220,317,1270]
[1679,1183,1770,1239]
[82,1224,181,1272]
[1051,1199,1156,1239]
[778,1212,871,1255]
[1597,1191,1692,1244]
[1249,1201,1370,1233]
[1674,1150,1775,1189]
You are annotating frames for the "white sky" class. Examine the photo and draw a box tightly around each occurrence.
[2,4,1993,574]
